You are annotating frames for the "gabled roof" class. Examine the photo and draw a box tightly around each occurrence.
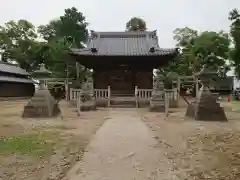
[70,30,178,56]
[0,62,30,76]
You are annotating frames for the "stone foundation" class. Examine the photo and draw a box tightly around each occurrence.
[22,89,61,118]
[185,91,227,121]
[80,100,97,111]
[186,66,228,121]
[149,99,165,112]
[22,103,60,118]
[149,105,165,112]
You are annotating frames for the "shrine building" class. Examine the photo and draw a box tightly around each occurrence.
[69,30,179,96]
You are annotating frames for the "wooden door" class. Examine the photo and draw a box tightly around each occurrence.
[110,66,134,95]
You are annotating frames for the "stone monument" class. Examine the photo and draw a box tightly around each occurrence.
[22,64,60,118]
[149,77,165,112]
[79,77,96,111]
[185,66,227,121]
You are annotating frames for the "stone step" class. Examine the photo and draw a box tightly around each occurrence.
[111,96,135,101]
[110,104,136,108]
[110,96,136,108]
[111,94,134,97]
[110,99,136,106]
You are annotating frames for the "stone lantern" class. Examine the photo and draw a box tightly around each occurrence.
[185,65,227,121]
[22,64,61,118]
[32,63,52,89]
[149,76,165,112]
[79,76,96,111]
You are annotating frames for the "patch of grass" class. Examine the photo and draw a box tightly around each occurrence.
[55,125,76,130]
[230,101,240,112]
[0,131,60,159]
[231,101,240,106]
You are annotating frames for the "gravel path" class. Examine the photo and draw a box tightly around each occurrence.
[65,108,174,180]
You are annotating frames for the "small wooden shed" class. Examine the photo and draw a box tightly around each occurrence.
[0,62,35,97]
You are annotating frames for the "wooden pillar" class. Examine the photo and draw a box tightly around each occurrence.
[76,91,81,116]
[108,86,111,106]
[177,76,180,100]
[69,88,73,100]
[135,86,138,108]
[92,69,96,89]
[65,80,69,100]
[76,62,80,79]
[164,90,169,118]
[196,78,199,98]
[65,63,69,100]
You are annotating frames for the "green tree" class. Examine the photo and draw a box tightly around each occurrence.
[157,27,231,90]
[38,7,88,48]
[173,27,198,47]
[229,8,240,78]
[165,27,230,76]
[38,20,61,41]
[126,17,147,31]
[37,7,89,79]
[0,20,40,71]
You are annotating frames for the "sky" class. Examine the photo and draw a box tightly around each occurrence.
[1,0,239,47]
[0,0,240,77]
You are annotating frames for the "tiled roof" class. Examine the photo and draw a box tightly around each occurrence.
[70,31,178,56]
[0,62,30,76]
[0,76,34,83]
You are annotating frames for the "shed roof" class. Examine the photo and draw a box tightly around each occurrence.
[0,76,34,84]
[70,30,178,56]
[0,62,30,76]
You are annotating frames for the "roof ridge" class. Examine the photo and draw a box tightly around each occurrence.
[0,61,19,67]
[0,62,30,75]
[90,30,158,38]
[69,30,179,57]
[90,30,156,33]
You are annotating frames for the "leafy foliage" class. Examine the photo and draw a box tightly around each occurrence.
[38,20,61,41]
[37,7,89,79]
[160,27,231,78]
[0,20,40,71]
[0,7,89,81]
[1,7,239,86]
[38,7,88,48]
[229,8,240,78]
[126,17,147,31]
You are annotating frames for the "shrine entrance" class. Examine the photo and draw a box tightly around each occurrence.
[110,65,134,95]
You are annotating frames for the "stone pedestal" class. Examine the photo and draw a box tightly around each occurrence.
[149,78,165,112]
[22,88,60,118]
[185,67,227,121]
[80,99,96,111]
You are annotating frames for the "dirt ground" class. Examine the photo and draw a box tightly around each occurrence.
[0,100,108,180]
[65,109,177,180]
[140,100,240,180]
[1,99,240,180]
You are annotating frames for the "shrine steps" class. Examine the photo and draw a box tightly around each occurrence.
[110,104,136,108]
[110,96,136,108]
[111,93,134,97]
[109,96,149,108]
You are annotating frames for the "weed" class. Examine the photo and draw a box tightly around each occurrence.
[0,131,60,159]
